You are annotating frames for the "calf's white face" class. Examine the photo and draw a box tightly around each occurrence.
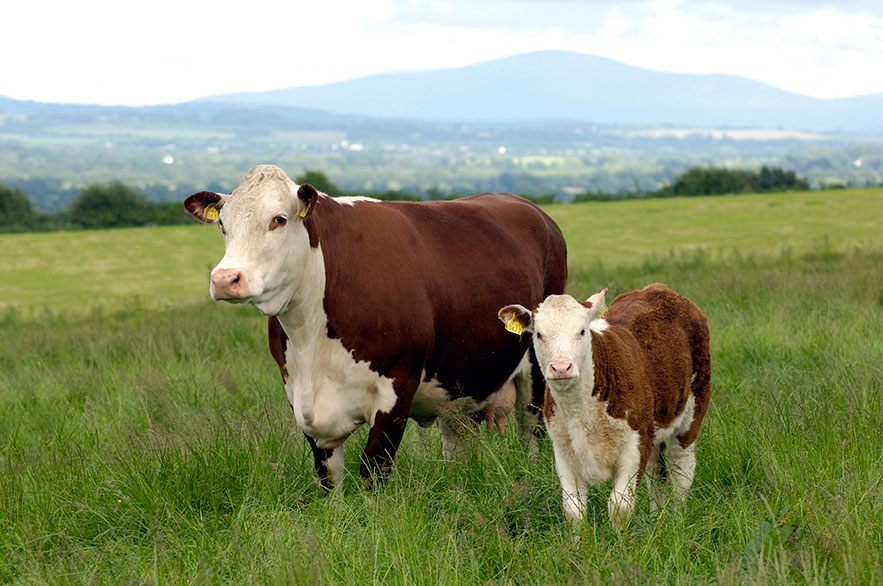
[499,289,607,389]
[184,165,317,316]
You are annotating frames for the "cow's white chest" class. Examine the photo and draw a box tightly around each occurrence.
[284,332,397,449]
[546,392,636,485]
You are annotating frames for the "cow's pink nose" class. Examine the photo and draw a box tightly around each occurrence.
[211,269,247,300]
[549,361,575,379]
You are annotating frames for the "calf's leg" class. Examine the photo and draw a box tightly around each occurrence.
[645,443,667,514]
[608,434,645,530]
[667,439,697,502]
[551,443,587,522]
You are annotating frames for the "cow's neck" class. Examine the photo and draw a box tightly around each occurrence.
[549,361,597,418]
[274,242,328,357]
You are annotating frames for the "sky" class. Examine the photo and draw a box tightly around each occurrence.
[2,0,882,106]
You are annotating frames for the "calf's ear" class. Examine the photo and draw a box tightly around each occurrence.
[297,184,319,219]
[498,304,534,334]
[184,191,227,224]
[581,287,608,319]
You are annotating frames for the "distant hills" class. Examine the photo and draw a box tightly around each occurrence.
[2,51,882,211]
[200,51,883,133]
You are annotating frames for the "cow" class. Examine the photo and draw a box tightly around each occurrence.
[498,284,711,528]
[185,165,567,488]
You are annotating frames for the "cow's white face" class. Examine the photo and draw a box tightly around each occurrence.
[499,289,607,390]
[185,165,317,316]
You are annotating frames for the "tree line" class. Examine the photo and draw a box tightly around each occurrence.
[574,165,809,202]
[2,166,810,232]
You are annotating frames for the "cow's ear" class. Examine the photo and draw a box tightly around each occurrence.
[580,287,608,319]
[498,304,534,335]
[297,184,319,219]
[184,191,227,224]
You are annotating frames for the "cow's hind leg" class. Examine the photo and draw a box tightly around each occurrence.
[644,443,667,514]
[437,415,474,460]
[667,439,696,503]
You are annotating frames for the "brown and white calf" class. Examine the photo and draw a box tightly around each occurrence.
[185,165,567,488]
[499,284,711,527]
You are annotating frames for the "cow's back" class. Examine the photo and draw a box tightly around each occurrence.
[304,192,567,402]
[604,284,710,427]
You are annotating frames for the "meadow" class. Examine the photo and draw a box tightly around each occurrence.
[1,188,881,584]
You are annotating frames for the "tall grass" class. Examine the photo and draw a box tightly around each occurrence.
[2,239,881,583]
[3,189,882,583]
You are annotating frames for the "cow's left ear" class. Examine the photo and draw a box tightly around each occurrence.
[184,191,227,224]
[579,287,608,319]
[297,184,319,219]
[498,304,534,335]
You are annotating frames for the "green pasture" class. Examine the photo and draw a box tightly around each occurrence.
[2,187,881,317]
[1,188,881,584]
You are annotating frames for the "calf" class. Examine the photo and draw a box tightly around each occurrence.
[498,284,710,528]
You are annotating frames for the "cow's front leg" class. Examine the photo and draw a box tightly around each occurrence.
[359,374,417,488]
[305,433,345,491]
[608,434,649,530]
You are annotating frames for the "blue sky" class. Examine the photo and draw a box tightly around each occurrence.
[3,0,881,105]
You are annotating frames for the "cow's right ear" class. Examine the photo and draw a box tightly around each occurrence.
[297,184,319,219]
[184,191,227,224]
[498,304,534,335]
[580,287,608,320]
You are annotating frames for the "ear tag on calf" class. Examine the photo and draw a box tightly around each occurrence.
[204,206,219,221]
[505,316,523,336]
[299,200,312,218]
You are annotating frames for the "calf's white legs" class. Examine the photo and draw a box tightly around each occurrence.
[608,445,641,530]
[551,443,587,522]
[666,441,696,501]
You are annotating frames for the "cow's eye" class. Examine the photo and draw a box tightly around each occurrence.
[579,329,586,337]
[270,215,288,230]
[535,333,543,341]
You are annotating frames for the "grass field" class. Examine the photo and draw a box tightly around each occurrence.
[1,189,882,584]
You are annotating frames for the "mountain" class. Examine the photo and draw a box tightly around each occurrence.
[200,51,883,132]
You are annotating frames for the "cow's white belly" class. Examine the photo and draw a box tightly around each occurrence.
[285,334,397,449]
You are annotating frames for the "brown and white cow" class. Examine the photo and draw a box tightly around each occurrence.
[185,165,567,488]
[498,284,711,528]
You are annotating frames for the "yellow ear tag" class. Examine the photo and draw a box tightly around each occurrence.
[299,200,312,218]
[505,316,523,335]
[204,206,219,221]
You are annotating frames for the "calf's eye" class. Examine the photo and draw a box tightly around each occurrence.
[535,333,543,340]
[579,329,586,337]
[270,216,288,230]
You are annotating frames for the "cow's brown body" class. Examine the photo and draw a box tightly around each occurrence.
[281,193,566,483]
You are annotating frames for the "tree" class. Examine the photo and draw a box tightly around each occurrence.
[0,183,37,230]
[68,182,151,229]
[295,170,339,196]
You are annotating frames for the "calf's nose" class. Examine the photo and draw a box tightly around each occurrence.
[211,268,247,300]
[548,361,575,379]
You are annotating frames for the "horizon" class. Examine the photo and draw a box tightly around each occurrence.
[2,0,882,107]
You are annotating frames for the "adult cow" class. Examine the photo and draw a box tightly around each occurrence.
[185,165,567,488]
